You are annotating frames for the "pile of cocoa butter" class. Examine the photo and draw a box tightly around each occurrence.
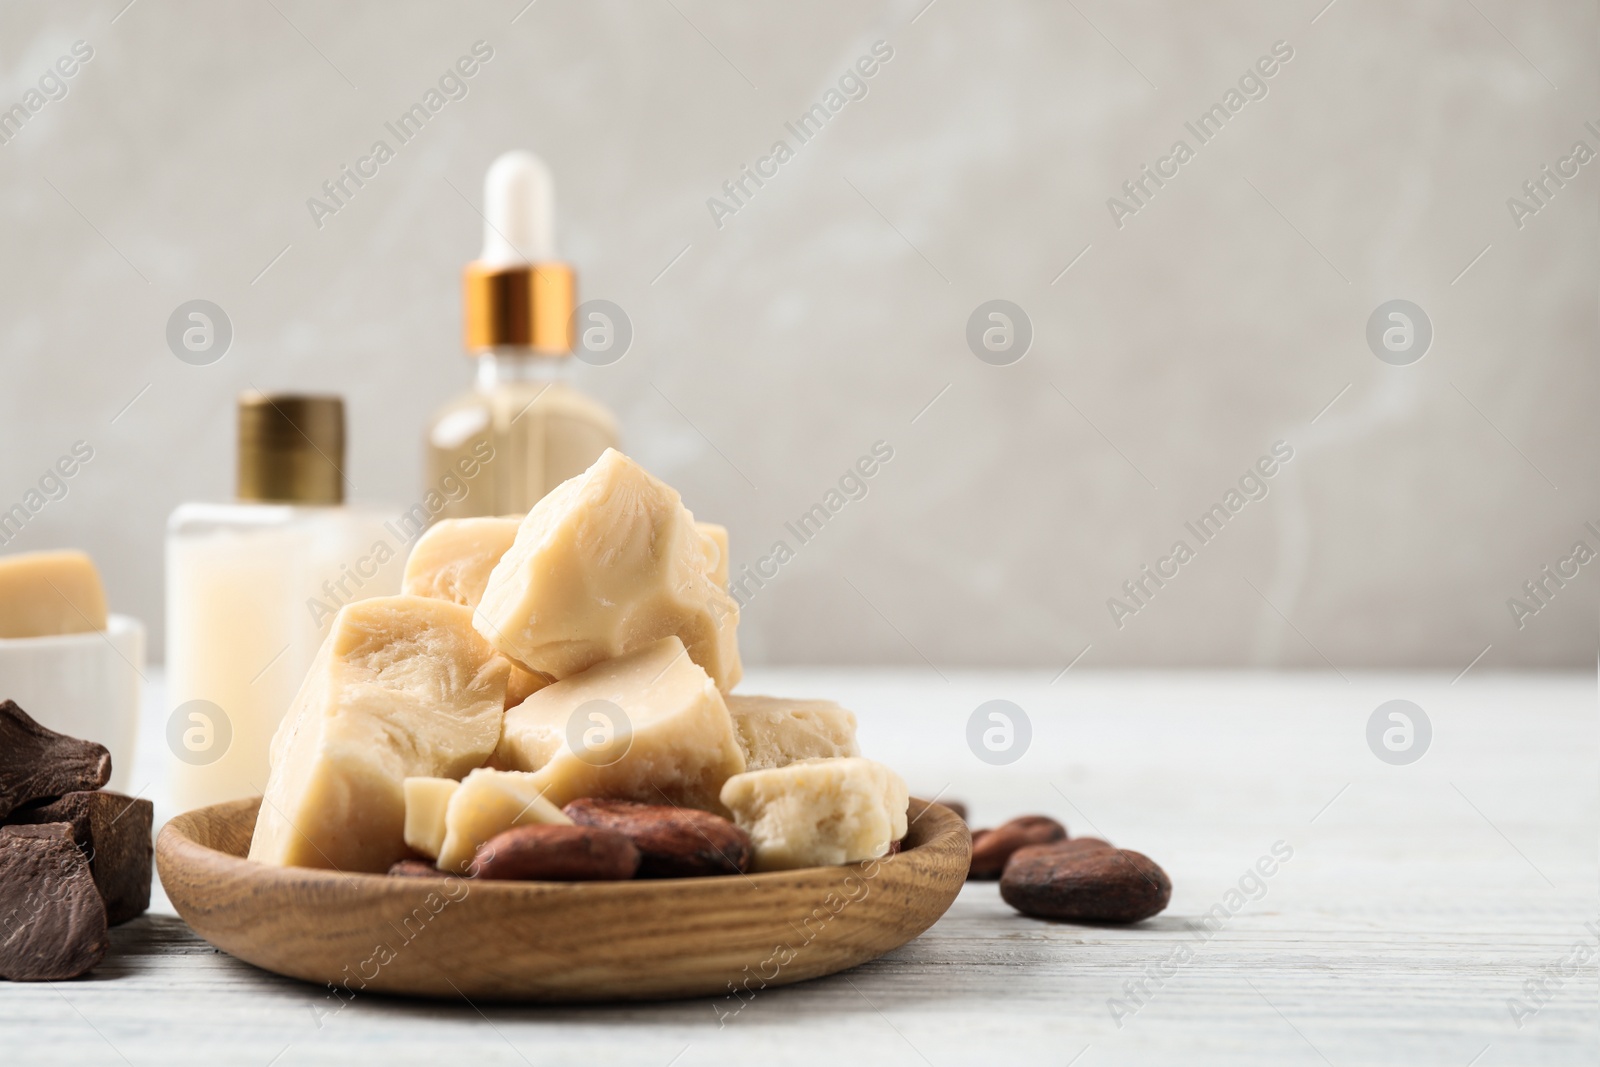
[0,700,153,980]
[964,809,1171,924]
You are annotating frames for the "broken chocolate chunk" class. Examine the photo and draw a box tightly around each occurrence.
[7,791,152,925]
[0,700,111,820]
[0,823,109,980]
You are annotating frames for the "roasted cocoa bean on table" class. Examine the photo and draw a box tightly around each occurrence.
[968,815,1068,879]
[1003,837,1112,872]
[1000,846,1171,923]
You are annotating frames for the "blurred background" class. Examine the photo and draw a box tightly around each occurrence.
[0,0,1593,670]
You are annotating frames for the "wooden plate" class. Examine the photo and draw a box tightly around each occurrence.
[157,796,969,1002]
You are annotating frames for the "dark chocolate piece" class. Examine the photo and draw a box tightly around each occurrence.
[7,791,152,925]
[0,823,109,980]
[0,700,111,819]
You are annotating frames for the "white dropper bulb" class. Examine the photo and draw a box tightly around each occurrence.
[480,151,556,265]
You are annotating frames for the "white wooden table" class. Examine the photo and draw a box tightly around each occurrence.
[4,669,1595,1066]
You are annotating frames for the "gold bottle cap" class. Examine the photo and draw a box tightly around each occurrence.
[236,392,345,505]
[462,261,575,353]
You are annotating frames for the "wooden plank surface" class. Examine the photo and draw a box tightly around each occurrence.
[2,669,1595,1065]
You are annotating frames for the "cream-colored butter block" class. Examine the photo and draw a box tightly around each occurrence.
[400,518,549,708]
[475,449,742,691]
[695,522,729,589]
[497,636,746,813]
[503,660,551,709]
[248,595,509,872]
[0,549,108,637]
[402,777,459,860]
[720,758,909,871]
[401,517,522,608]
[435,767,571,874]
[727,695,860,771]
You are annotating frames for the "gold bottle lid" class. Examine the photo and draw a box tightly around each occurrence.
[236,392,345,505]
[462,261,575,353]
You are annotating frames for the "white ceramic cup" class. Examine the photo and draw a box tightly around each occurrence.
[0,614,144,792]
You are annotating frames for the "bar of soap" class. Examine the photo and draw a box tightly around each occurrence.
[727,695,860,771]
[0,549,108,638]
[5,791,152,925]
[248,595,509,873]
[401,777,459,861]
[0,700,112,820]
[435,768,571,875]
[496,636,747,813]
[720,758,909,871]
[695,522,729,589]
[475,449,743,691]
[401,517,522,608]
[0,823,108,980]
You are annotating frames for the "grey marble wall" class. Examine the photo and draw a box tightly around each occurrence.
[0,0,1593,669]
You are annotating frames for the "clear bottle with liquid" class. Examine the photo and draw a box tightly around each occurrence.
[165,393,403,811]
[425,151,618,518]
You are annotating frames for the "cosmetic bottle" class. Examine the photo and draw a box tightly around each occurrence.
[425,151,618,518]
[165,393,402,811]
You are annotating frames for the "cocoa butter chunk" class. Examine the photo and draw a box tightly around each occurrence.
[967,815,1067,879]
[6,791,152,925]
[0,700,112,820]
[0,824,109,980]
[471,824,640,881]
[720,758,908,872]
[247,596,509,873]
[474,449,743,692]
[495,637,747,814]
[564,798,751,878]
[1000,847,1171,924]
[725,694,859,772]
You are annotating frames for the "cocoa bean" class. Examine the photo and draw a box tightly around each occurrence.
[563,798,750,877]
[388,859,441,878]
[1004,837,1112,872]
[967,815,1067,879]
[472,824,640,881]
[1000,846,1171,923]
